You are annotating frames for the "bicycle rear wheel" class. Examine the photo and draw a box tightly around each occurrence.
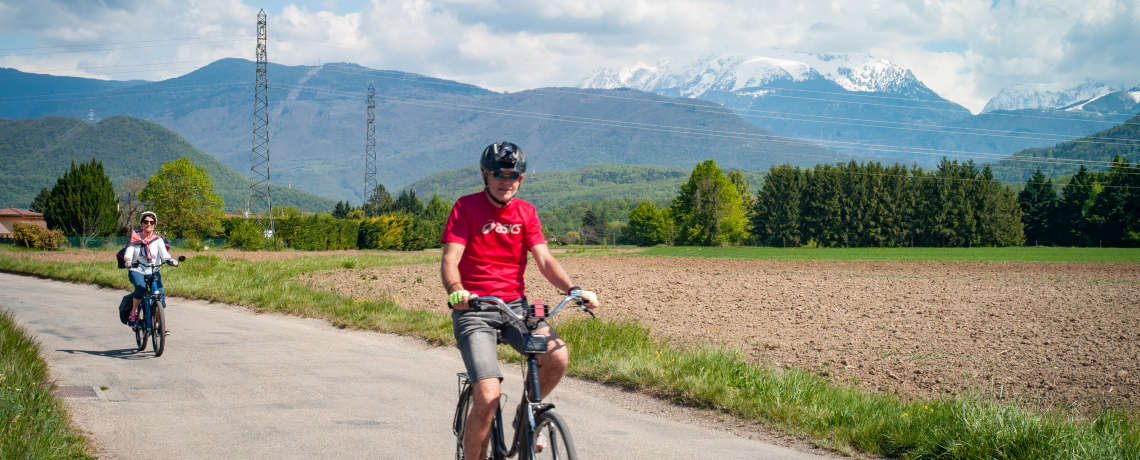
[532,411,576,460]
[151,297,166,356]
[454,386,472,460]
[134,301,148,352]
[454,386,502,460]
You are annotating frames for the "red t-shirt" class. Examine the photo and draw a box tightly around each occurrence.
[441,191,547,301]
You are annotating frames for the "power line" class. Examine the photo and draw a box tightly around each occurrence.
[298,62,1140,147]
[268,81,1135,171]
[1,37,251,57]
[0,55,1131,174]
[268,36,1138,126]
[0,35,250,52]
[3,55,1133,151]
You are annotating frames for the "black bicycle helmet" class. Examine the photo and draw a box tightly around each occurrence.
[480,142,526,173]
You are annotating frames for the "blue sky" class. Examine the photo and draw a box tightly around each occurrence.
[1,0,1137,112]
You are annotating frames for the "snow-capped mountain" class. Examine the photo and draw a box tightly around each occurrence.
[579,51,941,100]
[579,53,1133,167]
[1060,88,1140,114]
[982,80,1124,113]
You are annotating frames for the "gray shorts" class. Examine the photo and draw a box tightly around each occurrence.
[452,297,555,382]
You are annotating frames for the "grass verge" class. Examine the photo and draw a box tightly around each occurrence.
[0,309,93,459]
[642,246,1140,263]
[2,253,1138,459]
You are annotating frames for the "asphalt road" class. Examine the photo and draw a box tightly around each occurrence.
[1,272,835,459]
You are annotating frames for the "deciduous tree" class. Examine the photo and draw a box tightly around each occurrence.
[674,159,747,246]
[626,201,670,246]
[139,157,224,238]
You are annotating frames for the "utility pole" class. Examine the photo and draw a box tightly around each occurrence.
[247,9,274,236]
[363,83,376,204]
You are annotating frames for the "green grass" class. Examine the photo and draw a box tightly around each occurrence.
[2,251,1139,458]
[0,310,93,459]
[642,246,1140,263]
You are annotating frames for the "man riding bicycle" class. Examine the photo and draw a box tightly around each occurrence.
[441,141,599,460]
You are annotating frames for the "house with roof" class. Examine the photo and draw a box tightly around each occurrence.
[0,208,48,239]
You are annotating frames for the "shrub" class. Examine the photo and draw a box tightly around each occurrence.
[358,215,411,249]
[227,220,282,251]
[275,215,359,250]
[11,222,65,250]
[182,238,205,252]
[562,231,580,245]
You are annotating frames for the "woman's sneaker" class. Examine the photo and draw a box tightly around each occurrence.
[127,310,138,327]
[535,431,547,453]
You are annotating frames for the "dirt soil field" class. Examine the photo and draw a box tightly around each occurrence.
[296,256,1140,410]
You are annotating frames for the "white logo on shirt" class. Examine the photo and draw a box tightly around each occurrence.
[482,220,522,235]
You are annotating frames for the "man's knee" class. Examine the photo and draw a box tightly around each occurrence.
[471,378,501,414]
[539,338,569,373]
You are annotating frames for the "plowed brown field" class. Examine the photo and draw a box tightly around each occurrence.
[297,255,1140,410]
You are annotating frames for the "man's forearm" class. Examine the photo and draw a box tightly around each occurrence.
[440,242,465,294]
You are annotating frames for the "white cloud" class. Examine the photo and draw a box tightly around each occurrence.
[1,0,1137,112]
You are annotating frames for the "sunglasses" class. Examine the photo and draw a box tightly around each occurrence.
[142,220,155,225]
[491,171,521,180]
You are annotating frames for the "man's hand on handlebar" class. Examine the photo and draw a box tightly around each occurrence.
[448,289,472,310]
[581,290,599,310]
[568,286,599,310]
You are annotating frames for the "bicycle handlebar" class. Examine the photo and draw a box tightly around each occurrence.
[131,255,186,269]
[467,291,591,320]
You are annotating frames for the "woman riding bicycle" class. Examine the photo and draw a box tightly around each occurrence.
[123,211,177,328]
[440,141,599,460]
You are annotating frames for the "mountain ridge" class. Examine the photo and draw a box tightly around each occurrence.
[4,59,847,203]
[992,112,1140,181]
[0,115,335,212]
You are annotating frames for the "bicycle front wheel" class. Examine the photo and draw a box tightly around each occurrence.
[134,302,148,352]
[151,297,166,356]
[532,410,577,460]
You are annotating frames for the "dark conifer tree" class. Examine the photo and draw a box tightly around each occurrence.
[1056,166,1099,246]
[363,184,394,217]
[800,164,843,246]
[580,208,609,245]
[751,165,804,247]
[1018,168,1059,245]
[42,158,120,237]
[394,189,424,215]
[1085,155,1139,247]
[29,188,50,213]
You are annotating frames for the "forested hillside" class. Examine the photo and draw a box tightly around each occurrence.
[992,112,1140,181]
[7,59,846,203]
[0,116,334,212]
[406,163,766,211]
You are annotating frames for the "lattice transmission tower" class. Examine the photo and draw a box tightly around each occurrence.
[247,9,274,235]
[363,83,377,203]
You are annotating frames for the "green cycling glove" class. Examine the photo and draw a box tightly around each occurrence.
[448,290,471,308]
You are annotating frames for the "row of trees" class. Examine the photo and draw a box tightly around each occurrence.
[623,159,1027,247]
[331,184,452,250]
[31,157,224,244]
[1019,156,1140,247]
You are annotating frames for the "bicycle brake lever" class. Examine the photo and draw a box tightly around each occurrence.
[580,304,596,318]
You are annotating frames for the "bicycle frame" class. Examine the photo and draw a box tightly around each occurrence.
[455,293,591,459]
[134,262,166,335]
